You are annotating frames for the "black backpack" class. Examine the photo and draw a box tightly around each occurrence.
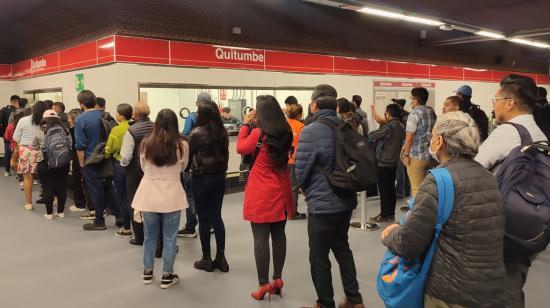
[319,118,377,192]
[44,126,71,169]
[467,104,489,141]
[495,123,550,257]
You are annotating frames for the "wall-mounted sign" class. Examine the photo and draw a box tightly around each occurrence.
[75,73,85,92]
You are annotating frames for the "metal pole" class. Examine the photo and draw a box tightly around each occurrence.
[350,190,379,231]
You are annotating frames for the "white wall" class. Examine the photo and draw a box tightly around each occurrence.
[0,81,15,106]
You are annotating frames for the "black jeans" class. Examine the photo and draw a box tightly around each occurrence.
[503,254,531,308]
[38,160,69,215]
[192,172,226,255]
[377,165,397,217]
[71,153,93,210]
[251,220,287,285]
[308,210,362,308]
[3,138,11,173]
[126,166,144,243]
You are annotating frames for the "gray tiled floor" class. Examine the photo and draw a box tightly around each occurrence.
[0,175,548,308]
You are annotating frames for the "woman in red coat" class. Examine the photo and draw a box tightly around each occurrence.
[237,95,295,301]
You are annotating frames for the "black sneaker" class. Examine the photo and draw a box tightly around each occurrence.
[368,214,395,223]
[177,229,197,238]
[213,253,229,273]
[80,211,95,220]
[130,238,143,246]
[143,270,153,285]
[194,255,214,272]
[116,229,133,238]
[160,274,179,289]
[291,212,307,220]
[400,206,410,213]
[36,198,45,204]
[83,222,107,231]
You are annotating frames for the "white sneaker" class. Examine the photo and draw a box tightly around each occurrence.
[44,214,54,220]
[33,180,39,185]
[19,181,24,187]
[69,205,86,212]
[24,204,33,211]
[4,171,10,177]
[56,213,65,218]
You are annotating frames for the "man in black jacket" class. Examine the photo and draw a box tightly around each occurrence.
[0,95,19,176]
[455,85,489,141]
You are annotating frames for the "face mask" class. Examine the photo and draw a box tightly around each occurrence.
[429,136,439,162]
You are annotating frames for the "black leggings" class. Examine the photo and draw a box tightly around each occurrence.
[193,172,226,256]
[251,220,287,285]
[38,161,69,215]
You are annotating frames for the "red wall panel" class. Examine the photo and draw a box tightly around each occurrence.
[116,36,169,64]
[333,57,387,75]
[0,64,11,79]
[59,41,97,70]
[12,60,31,78]
[265,51,333,74]
[429,65,463,80]
[463,69,493,81]
[97,36,115,64]
[387,62,430,78]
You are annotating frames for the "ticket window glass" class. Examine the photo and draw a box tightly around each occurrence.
[23,89,63,105]
[138,85,313,173]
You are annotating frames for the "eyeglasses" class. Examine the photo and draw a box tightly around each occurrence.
[492,97,511,104]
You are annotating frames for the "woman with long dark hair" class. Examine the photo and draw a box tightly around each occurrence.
[13,101,48,210]
[131,109,189,289]
[189,99,230,273]
[37,110,72,219]
[237,95,295,300]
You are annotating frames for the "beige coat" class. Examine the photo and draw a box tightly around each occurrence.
[131,141,189,213]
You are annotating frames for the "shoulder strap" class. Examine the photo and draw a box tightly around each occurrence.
[429,168,455,230]
[504,122,533,146]
[318,117,338,130]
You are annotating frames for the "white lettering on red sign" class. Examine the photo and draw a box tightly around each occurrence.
[31,58,47,70]
[215,48,264,63]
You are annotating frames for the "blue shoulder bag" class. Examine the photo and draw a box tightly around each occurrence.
[377,168,455,308]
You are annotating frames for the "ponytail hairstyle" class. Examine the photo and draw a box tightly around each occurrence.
[255,95,293,170]
[141,109,184,167]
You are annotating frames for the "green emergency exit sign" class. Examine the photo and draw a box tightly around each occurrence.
[75,73,85,92]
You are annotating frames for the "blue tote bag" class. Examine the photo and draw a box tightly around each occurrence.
[377,168,455,308]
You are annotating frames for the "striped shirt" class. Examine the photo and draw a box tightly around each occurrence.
[406,105,436,160]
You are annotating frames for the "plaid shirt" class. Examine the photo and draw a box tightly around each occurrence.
[406,105,436,160]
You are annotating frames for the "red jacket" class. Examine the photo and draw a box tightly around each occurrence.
[237,126,295,223]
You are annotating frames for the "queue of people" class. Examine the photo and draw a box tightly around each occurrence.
[0,73,549,308]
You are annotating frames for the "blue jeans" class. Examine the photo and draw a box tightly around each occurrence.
[181,172,197,230]
[395,160,410,198]
[142,211,181,273]
[3,139,11,173]
[82,165,120,225]
[113,161,130,230]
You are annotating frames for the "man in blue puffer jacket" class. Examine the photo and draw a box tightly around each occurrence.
[295,84,364,308]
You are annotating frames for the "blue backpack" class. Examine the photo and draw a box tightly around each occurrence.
[377,168,455,308]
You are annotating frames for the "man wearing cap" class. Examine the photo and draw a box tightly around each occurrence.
[455,85,489,141]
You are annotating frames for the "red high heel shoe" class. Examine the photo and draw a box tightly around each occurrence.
[271,278,284,298]
[251,284,273,301]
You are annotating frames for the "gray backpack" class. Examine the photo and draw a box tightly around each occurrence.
[44,126,71,169]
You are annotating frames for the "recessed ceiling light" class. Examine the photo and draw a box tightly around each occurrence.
[510,38,550,49]
[358,7,443,26]
[475,31,505,39]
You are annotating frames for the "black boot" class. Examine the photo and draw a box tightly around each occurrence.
[213,250,229,273]
[194,253,214,272]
